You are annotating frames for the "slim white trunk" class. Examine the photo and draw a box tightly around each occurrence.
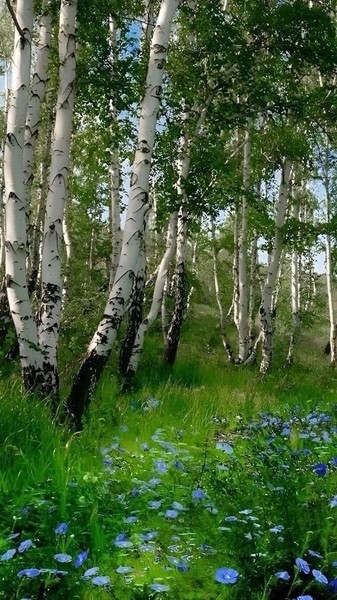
[23,0,52,211]
[38,0,77,395]
[211,218,234,362]
[259,162,292,374]
[232,210,239,327]
[4,0,43,387]
[67,0,179,427]
[248,232,258,350]
[287,180,301,366]
[143,0,155,42]
[127,211,178,376]
[323,145,336,365]
[238,127,251,362]
[108,16,121,289]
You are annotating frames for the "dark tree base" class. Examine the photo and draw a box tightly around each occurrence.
[66,351,109,431]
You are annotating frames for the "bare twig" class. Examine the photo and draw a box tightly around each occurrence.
[5,0,25,39]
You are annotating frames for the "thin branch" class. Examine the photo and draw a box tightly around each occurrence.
[5,0,25,39]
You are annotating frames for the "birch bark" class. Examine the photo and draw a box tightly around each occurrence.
[4,0,43,387]
[67,0,179,428]
[38,0,77,397]
[237,127,251,362]
[323,145,336,365]
[259,161,292,374]
[287,180,301,366]
[126,211,178,377]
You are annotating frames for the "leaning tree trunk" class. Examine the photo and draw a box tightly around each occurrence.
[259,161,292,374]
[119,237,147,376]
[66,0,179,429]
[38,0,77,400]
[4,0,44,388]
[125,211,178,379]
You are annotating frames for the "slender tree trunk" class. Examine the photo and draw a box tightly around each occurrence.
[161,272,170,342]
[66,0,179,429]
[232,209,239,329]
[165,207,187,364]
[38,0,77,399]
[248,232,258,352]
[4,0,44,388]
[126,211,178,378]
[287,180,301,366]
[211,218,234,362]
[119,237,147,376]
[237,127,251,362]
[323,145,336,365]
[259,161,292,374]
[108,15,122,290]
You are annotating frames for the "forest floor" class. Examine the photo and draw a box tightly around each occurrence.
[1,313,337,599]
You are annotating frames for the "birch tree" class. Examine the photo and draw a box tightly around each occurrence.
[67,0,180,428]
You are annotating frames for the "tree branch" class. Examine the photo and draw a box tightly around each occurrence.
[5,0,25,39]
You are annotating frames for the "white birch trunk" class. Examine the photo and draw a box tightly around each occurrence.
[211,218,234,363]
[23,0,52,211]
[237,127,251,362]
[323,145,336,365]
[259,162,292,374]
[108,16,121,290]
[126,211,178,376]
[232,210,239,327]
[143,0,155,42]
[38,0,77,396]
[287,180,301,366]
[248,232,258,351]
[4,0,43,387]
[67,0,179,428]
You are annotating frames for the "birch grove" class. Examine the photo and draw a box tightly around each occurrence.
[1,0,337,426]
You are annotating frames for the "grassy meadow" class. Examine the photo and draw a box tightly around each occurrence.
[1,309,337,599]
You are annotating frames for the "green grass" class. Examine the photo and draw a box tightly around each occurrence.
[1,315,337,598]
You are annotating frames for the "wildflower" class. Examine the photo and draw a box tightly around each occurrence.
[270,525,284,534]
[172,501,185,511]
[140,531,157,541]
[74,550,89,568]
[330,496,337,508]
[192,488,206,500]
[54,553,72,563]
[116,566,133,574]
[124,516,138,524]
[275,571,290,581]
[54,522,68,535]
[154,460,168,474]
[165,509,179,519]
[82,567,99,578]
[17,568,40,578]
[7,533,20,540]
[314,463,327,477]
[114,533,133,548]
[328,578,337,592]
[224,516,238,522]
[1,549,16,561]
[296,596,313,600]
[295,558,310,574]
[92,576,110,586]
[216,442,234,453]
[167,556,190,572]
[215,567,239,584]
[308,550,323,559]
[312,569,328,584]
[18,539,34,553]
[149,583,170,592]
[148,500,162,510]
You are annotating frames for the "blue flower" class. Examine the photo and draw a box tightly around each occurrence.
[149,583,170,592]
[296,596,313,600]
[154,460,168,474]
[172,501,185,511]
[216,442,234,453]
[167,556,189,572]
[124,516,138,524]
[18,539,34,553]
[314,463,327,477]
[82,567,99,579]
[308,550,323,559]
[215,567,239,584]
[74,550,89,568]
[330,496,337,508]
[140,531,157,541]
[116,566,133,574]
[7,533,20,540]
[270,525,284,534]
[17,569,40,578]
[92,576,110,586]
[329,578,337,592]
[312,569,328,584]
[114,533,133,548]
[275,571,290,581]
[165,509,179,519]
[54,522,68,535]
[192,488,206,500]
[54,553,72,563]
[295,558,310,574]
[148,500,162,510]
[1,549,16,561]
